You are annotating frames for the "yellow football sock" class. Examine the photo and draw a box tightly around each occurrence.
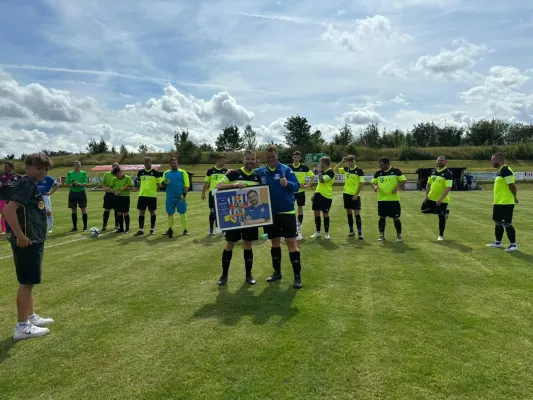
[180,214,188,230]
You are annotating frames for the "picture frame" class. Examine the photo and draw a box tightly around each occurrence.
[213,185,274,231]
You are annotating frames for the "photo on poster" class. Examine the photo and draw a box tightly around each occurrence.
[214,185,273,231]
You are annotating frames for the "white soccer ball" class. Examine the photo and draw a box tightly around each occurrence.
[90,227,100,237]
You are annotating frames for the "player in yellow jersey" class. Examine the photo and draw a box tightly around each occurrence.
[486,152,519,251]
[422,156,453,240]
[310,156,335,240]
[333,155,365,239]
[290,151,315,240]
[201,155,228,236]
[371,157,407,242]
[100,162,119,231]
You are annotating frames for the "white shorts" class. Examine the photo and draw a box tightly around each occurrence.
[43,195,52,213]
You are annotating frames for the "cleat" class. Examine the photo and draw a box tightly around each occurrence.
[168,228,174,239]
[13,324,49,340]
[358,234,364,240]
[83,227,88,232]
[217,275,228,286]
[70,228,78,232]
[101,227,107,232]
[397,234,403,243]
[296,233,303,241]
[486,242,503,248]
[310,232,321,238]
[293,275,302,289]
[210,229,215,237]
[124,229,131,234]
[438,236,444,241]
[183,230,189,236]
[348,231,355,237]
[267,272,282,282]
[162,230,169,236]
[504,244,518,252]
[134,230,144,236]
[114,229,124,233]
[150,229,155,235]
[378,235,385,241]
[246,275,257,285]
[47,228,53,233]
[324,233,331,240]
[29,315,54,327]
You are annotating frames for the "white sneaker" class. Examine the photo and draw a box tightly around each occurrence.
[486,242,503,248]
[13,324,49,340]
[396,235,403,243]
[324,233,331,240]
[504,244,518,252]
[296,233,303,241]
[47,228,53,233]
[150,229,155,235]
[310,232,321,238]
[378,236,385,241]
[29,314,54,327]
[215,227,222,235]
[438,236,444,241]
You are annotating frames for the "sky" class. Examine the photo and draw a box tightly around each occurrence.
[1,0,533,157]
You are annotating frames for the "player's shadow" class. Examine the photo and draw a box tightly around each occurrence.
[194,283,298,326]
[342,238,372,247]
[193,235,224,247]
[303,239,340,250]
[507,252,533,264]
[381,241,416,254]
[0,337,15,364]
[435,240,473,253]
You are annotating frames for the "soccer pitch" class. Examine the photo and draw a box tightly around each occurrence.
[1,187,533,399]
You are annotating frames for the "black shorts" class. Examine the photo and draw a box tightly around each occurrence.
[11,242,44,285]
[103,192,115,209]
[378,201,401,218]
[421,199,448,215]
[343,193,361,210]
[225,227,259,242]
[312,193,332,213]
[264,213,298,239]
[208,192,215,212]
[137,196,157,211]
[114,196,131,213]
[493,204,514,223]
[68,191,87,209]
[294,192,306,207]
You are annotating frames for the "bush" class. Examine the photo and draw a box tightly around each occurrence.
[397,146,433,161]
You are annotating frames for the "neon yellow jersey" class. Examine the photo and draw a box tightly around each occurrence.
[102,172,114,187]
[338,166,365,195]
[222,167,261,186]
[137,169,162,198]
[111,175,134,196]
[428,168,454,203]
[315,168,335,199]
[290,164,315,193]
[205,167,228,191]
[371,167,406,201]
[494,165,515,205]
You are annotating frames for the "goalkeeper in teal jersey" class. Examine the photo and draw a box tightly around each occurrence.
[161,157,190,238]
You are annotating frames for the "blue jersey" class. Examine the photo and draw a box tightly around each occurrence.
[161,168,190,198]
[255,162,299,214]
[37,176,57,196]
[246,203,270,220]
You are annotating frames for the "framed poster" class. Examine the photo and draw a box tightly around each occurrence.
[213,185,274,231]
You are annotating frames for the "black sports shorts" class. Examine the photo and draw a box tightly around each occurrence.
[421,199,448,215]
[312,193,332,213]
[493,204,514,223]
[68,191,87,209]
[103,192,115,209]
[294,192,306,207]
[11,242,44,285]
[225,227,259,242]
[378,201,401,218]
[114,196,131,213]
[137,196,157,211]
[263,213,297,239]
[343,193,361,210]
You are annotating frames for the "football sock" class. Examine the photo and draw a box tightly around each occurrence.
[355,215,362,233]
[117,215,124,230]
[298,214,304,225]
[114,211,118,227]
[347,214,354,231]
[271,247,282,274]
[139,216,145,230]
[379,218,385,235]
[103,211,110,227]
[505,225,516,244]
[72,213,78,228]
[209,212,216,230]
[124,215,130,231]
[47,216,53,229]
[289,251,301,276]
[438,215,446,236]
[180,214,188,231]
[82,213,88,229]
[314,216,321,232]
[150,215,156,229]
[168,215,175,229]
[244,249,253,275]
[495,224,504,242]
[324,216,330,233]
[394,219,402,235]
[222,249,232,276]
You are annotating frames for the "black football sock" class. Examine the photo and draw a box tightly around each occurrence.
[150,215,156,229]
[139,216,145,230]
[71,213,78,229]
[347,214,354,231]
[114,211,118,227]
[324,216,330,233]
[495,224,504,242]
[505,225,516,244]
[209,212,215,230]
[82,213,88,229]
[393,219,402,235]
[124,215,130,231]
[355,215,362,233]
[289,251,301,276]
[271,247,282,274]
[298,214,304,225]
[244,249,253,276]
[379,218,385,235]
[222,249,232,276]
[103,211,110,228]
[438,215,446,236]
[314,216,321,232]
[117,215,124,230]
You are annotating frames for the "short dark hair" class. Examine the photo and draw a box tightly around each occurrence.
[144,157,152,163]
[243,150,256,157]
[169,157,178,163]
[379,157,390,164]
[320,156,331,166]
[293,151,301,157]
[4,161,14,168]
[217,155,227,161]
[266,145,278,154]
[346,155,356,162]
[493,152,505,161]
[25,154,53,169]
[247,189,258,197]
[112,167,121,175]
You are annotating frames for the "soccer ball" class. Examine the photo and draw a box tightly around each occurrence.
[89,227,100,237]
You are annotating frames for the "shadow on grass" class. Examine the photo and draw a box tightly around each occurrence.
[192,235,225,247]
[380,241,416,253]
[435,240,473,253]
[507,251,533,264]
[0,337,15,364]
[194,282,299,326]
[301,238,340,250]
[340,238,372,247]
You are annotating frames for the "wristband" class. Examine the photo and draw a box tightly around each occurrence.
[181,192,187,198]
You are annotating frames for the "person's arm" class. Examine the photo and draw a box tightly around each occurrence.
[354,170,365,199]
[509,183,518,203]
[392,170,407,194]
[283,169,299,193]
[425,182,431,200]
[183,171,190,193]
[306,170,315,191]
[216,175,244,190]
[201,173,210,200]
[66,172,75,188]
[2,202,31,247]
[333,158,346,173]
[321,170,334,184]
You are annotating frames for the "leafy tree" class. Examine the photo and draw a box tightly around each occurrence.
[357,123,380,148]
[19,153,27,161]
[138,143,149,154]
[284,115,312,149]
[309,129,326,152]
[111,145,117,154]
[215,125,244,152]
[504,123,533,144]
[333,123,354,146]
[199,143,215,152]
[87,137,109,155]
[119,144,128,155]
[243,124,258,150]
[41,150,72,157]
[5,154,15,160]
[438,125,464,147]
[411,122,440,147]
[174,130,191,153]
[465,119,507,146]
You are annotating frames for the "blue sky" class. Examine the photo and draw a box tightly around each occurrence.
[1,0,533,156]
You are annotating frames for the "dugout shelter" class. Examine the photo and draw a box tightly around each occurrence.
[415,167,468,191]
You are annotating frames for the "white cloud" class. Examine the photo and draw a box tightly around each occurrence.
[412,38,490,82]
[321,15,412,52]
[391,93,410,106]
[379,60,408,79]
[343,109,382,125]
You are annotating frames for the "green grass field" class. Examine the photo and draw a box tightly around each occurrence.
[1,187,533,399]
[42,159,533,181]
